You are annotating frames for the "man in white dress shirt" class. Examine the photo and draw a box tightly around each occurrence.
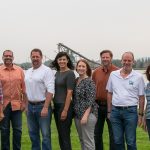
[25,49,54,150]
[106,52,145,150]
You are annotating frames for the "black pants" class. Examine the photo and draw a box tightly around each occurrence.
[53,103,73,150]
[94,102,115,150]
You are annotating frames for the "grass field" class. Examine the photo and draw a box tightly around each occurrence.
[17,113,150,149]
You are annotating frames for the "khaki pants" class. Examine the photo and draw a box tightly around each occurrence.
[75,113,97,150]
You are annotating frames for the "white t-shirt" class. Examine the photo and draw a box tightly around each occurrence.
[25,64,55,102]
[106,69,145,106]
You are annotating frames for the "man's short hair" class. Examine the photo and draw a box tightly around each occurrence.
[100,50,113,58]
[122,51,134,61]
[3,50,13,57]
[30,48,43,57]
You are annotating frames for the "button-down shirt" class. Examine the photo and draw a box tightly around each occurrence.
[92,64,118,101]
[0,64,25,111]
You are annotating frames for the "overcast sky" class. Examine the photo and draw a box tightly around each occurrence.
[0,0,150,63]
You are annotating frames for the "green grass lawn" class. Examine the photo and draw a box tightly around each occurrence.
[19,113,150,150]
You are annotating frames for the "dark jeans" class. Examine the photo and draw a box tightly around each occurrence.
[146,119,150,140]
[27,103,52,150]
[0,120,2,148]
[53,102,73,150]
[110,106,138,150]
[94,102,115,150]
[1,103,22,150]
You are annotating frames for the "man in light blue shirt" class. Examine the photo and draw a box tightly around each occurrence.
[106,52,145,150]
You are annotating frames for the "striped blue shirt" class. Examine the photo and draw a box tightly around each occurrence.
[145,82,150,119]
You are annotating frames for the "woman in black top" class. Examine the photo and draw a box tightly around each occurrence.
[73,59,98,150]
[51,52,75,150]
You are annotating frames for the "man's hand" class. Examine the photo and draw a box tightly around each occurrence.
[107,112,111,120]
[138,115,143,127]
[41,107,48,117]
[142,116,147,132]
[20,102,26,112]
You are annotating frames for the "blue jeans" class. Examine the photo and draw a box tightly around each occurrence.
[146,119,150,140]
[110,106,138,150]
[27,103,52,150]
[1,103,22,150]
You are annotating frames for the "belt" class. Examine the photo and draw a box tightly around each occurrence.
[114,105,137,109]
[96,99,107,105]
[28,101,45,105]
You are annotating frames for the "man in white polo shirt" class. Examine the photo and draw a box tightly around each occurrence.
[25,49,54,150]
[106,52,145,150]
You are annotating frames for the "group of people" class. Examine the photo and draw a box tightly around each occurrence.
[0,48,149,150]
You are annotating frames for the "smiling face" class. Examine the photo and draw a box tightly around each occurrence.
[121,52,134,72]
[31,51,42,69]
[2,50,14,67]
[76,61,87,77]
[101,52,112,67]
[57,55,69,70]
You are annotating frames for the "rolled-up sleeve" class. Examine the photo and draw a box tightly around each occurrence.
[44,68,55,94]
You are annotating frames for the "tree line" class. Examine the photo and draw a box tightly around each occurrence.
[18,57,150,70]
[112,57,150,69]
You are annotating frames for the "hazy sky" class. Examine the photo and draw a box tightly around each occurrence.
[0,0,150,63]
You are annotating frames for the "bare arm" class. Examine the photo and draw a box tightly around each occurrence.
[139,95,145,115]
[61,89,73,120]
[41,92,53,117]
[20,92,28,112]
[107,92,113,119]
[138,95,145,126]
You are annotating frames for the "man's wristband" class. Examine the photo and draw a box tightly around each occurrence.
[138,113,144,116]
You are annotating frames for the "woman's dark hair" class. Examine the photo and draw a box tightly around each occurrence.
[50,51,74,71]
[76,59,92,77]
[145,65,150,81]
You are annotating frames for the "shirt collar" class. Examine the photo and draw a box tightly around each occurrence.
[102,64,112,73]
[118,68,134,78]
[1,64,17,70]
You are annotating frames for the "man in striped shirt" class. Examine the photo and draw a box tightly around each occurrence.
[0,81,4,121]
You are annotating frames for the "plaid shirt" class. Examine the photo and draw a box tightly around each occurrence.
[0,81,3,103]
